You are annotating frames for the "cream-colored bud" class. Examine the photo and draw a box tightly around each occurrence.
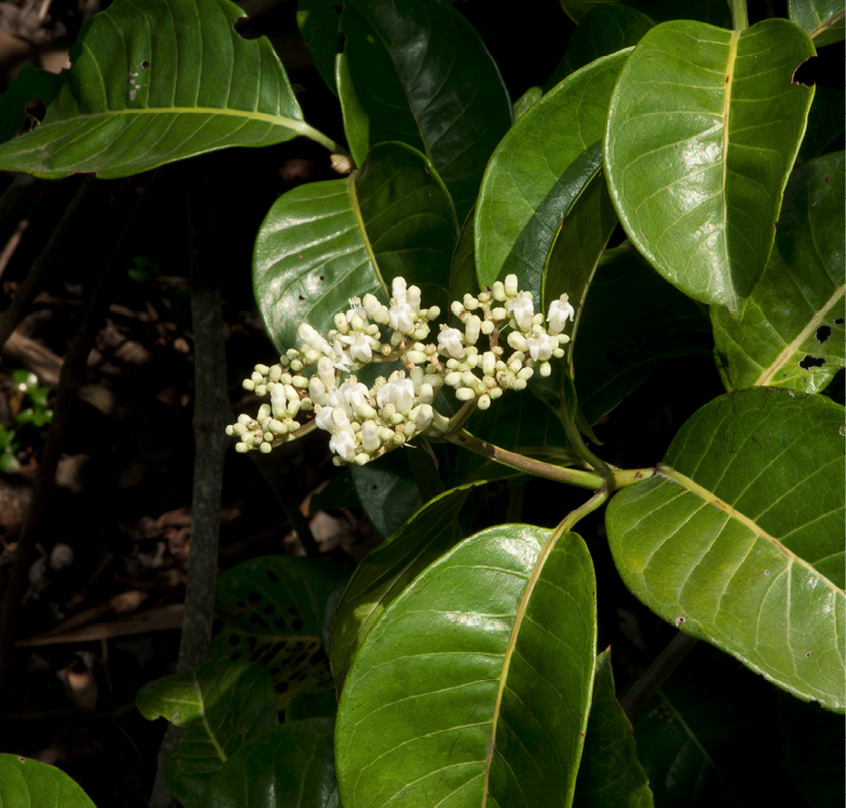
[242,379,256,392]
[418,383,434,403]
[255,364,270,375]
[406,350,428,364]
[251,371,263,383]
[507,332,528,351]
[492,281,506,301]
[450,301,464,317]
[260,442,272,454]
[461,371,476,387]
[455,387,475,401]
[504,274,518,297]
[480,319,495,335]
[427,305,441,320]
[478,394,491,410]
[539,362,552,377]
[490,387,503,399]
[268,365,282,382]
[445,372,461,387]
[518,367,534,381]
[465,315,481,345]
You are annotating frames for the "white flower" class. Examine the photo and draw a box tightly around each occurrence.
[377,376,415,413]
[297,323,329,354]
[438,327,465,359]
[346,296,368,324]
[337,331,376,364]
[388,301,415,334]
[360,420,380,454]
[526,331,555,362]
[508,292,535,331]
[329,426,357,462]
[315,405,336,432]
[547,295,575,334]
[337,377,372,418]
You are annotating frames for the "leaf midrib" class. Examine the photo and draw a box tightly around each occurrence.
[755,283,845,384]
[659,464,843,595]
[38,106,307,130]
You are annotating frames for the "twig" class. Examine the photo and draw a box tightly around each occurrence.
[620,631,700,724]
[0,173,38,236]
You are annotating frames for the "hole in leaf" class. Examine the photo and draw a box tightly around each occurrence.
[799,355,826,369]
[288,605,300,616]
[263,604,274,615]
[835,318,844,326]
[247,591,262,604]
[805,652,812,658]
[791,56,818,88]
[266,569,279,584]
[292,618,304,631]
[816,325,831,343]
[141,60,151,69]
[228,634,241,646]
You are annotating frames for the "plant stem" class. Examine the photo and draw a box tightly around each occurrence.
[446,429,604,490]
[556,487,609,533]
[295,122,350,157]
[610,465,656,488]
[728,0,749,29]
[620,631,700,723]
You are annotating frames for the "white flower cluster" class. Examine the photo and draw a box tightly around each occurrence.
[439,274,574,410]
[227,275,575,465]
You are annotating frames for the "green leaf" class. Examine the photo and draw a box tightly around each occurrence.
[512,86,543,121]
[541,163,618,366]
[547,5,653,87]
[606,388,845,711]
[340,0,512,219]
[209,555,349,712]
[253,141,457,353]
[573,650,653,808]
[137,661,279,806]
[798,87,844,161]
[335,53,369,168]
[0,755,96,807]
[200,718,339,808]
[558,0,731,26]
[712,152,844,393]
[448,207,479,305]
[335,525,598,807]
[350,449,422,539]
[604,19,816,317]
[297,0,344,95]
[330,483,478,687]
[573,244,711,425]
[475,49,629,296]
[0,0,335,179]
[788,0,845,46]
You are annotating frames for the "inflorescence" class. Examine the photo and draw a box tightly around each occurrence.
[227,276,575,466]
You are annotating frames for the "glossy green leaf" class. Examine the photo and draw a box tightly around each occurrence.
[607,388,845,711]
[254,141,457,353]
[330,484,478,686]
[350,450,422,540]
[573,244,711,425]
[542,163,618,366]
[573,650,653,808]
[799,87,844,161]
[209,555,348,712]
[547,5,653,87]
[605,19,816,317]
[137,661,278,806]
[712,152,845,393]
[512,86,543,121]
[0,755,96,807]
[0,0,332,179]
[558,0,730,25]
[297,0,344,95]
[448,208,479,305]
[475,49,629,296]
[336,525,598,807]
[200,718,339,808]
[341,0,512,218]
[335,53,369,168]
[788,0,845,45]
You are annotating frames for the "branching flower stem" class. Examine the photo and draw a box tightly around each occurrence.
[445,429,604,490]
